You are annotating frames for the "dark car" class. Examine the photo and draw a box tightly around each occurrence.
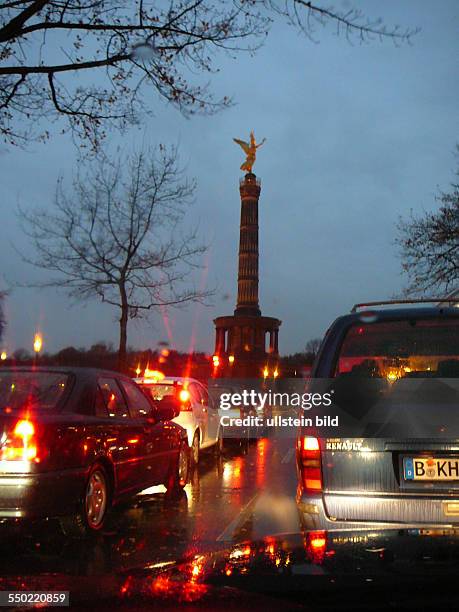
[297,300,459,531]
[0,367,190,534]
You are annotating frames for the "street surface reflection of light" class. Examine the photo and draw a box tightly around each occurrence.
[222,462,232,481]
[305,530,329,564]
[232,457,243,486]
[257,439,267,455]
[120,576,133,596]
[184,483,194,509]
[222,456,243,486]
[190,556,205,580]
[138,485,167,495]
[145,561,176,570]
[230,545,251,560]
[256,438,267,487]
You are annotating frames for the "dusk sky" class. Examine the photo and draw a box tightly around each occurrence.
[1,0,458,357]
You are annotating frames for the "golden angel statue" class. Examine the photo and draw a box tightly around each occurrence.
[233,131,266,173]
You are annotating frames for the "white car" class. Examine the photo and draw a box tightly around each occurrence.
[134,375,222,464]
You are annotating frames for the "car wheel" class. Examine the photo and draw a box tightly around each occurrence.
[60,463,110,537]
[191,432,200,465]
[166,443,190,499]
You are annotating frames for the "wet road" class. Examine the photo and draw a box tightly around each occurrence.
[0,437,300,577]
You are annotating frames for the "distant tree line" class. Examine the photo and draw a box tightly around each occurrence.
[2,335,323,380]
[2,342,212,382]
[280,337,323,376]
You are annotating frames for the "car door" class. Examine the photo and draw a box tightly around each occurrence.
[189,382,208,444]
[119,379,176,487]
[199,383,219,444]
[97,377,145,495]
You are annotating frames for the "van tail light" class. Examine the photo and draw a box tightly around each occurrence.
[1,419,39,462]
[299,436,322,493]
[178,389,192,412]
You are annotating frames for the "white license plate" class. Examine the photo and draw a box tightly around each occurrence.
[404,457,459,481]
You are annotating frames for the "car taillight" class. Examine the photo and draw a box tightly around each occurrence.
[299,436,322,493]
[1,419,38,462]
[178,389,192,411]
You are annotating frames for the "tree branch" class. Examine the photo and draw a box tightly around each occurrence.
[0,0,48,43]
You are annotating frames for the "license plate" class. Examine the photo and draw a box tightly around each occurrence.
[403,457,459,481]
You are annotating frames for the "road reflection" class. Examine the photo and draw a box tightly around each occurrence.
[0,438,294,577]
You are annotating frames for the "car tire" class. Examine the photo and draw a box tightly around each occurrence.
[190,432,200,466]
[60,463,110,537]
[166,442,190,499]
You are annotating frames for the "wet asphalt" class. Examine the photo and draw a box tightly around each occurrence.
[0,437,300,578]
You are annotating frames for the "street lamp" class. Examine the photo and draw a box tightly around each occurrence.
[33,333,43,363]
[0,351,6,361]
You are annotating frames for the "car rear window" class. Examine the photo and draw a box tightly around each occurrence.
[0,371,69,412]
[336,318,459,378]
[141,383,176,401]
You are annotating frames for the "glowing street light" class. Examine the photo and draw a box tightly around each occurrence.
[135,364,141,376]
[212,355,220,367]
[228,355,235,365]
[0,351,6,361]
[263,366,269,379]
[273,368,279,379]
[33,333,43,354]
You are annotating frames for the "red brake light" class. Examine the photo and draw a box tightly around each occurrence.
[303,436,319,451]
[1,419,38,462]
[14,419,35,439]
[179,389,190,402]
[299,436,322,493]
[178,388,192,411]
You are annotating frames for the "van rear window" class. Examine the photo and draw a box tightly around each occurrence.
[336,318,459,379]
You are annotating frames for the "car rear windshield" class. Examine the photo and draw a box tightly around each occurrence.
[336,318,459,378]
[0,371,69,412]
[141,382,176,401]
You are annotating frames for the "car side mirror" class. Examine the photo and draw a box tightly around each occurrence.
[154,397,180,421]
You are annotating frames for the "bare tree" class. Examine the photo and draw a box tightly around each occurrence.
[305,337,322,358]
[0,1,418,148]
[18,145,210,371]
[396,149,459,296]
